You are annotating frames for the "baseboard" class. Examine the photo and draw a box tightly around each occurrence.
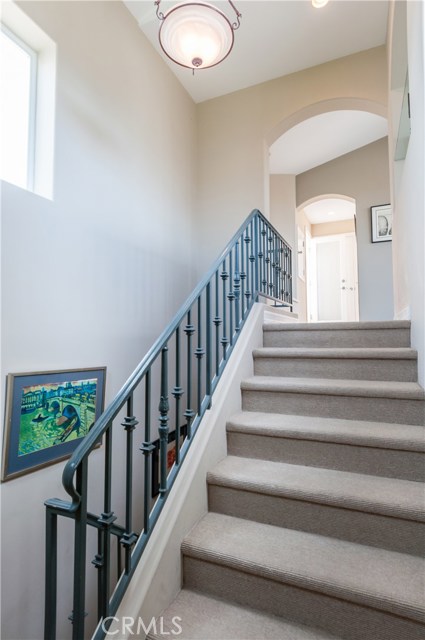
[395,306,411,321]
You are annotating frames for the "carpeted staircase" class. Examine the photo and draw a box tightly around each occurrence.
[151,320,425,640]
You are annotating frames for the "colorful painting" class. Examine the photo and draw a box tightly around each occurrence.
[2,368,106,481]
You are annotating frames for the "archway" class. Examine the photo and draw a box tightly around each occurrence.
[267,97,391,322]
[297,194,359,323]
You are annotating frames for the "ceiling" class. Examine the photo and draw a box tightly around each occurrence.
[124,0,389,104]
[269,111,388,175]
[303,197,356,225]
[124,0,389,174]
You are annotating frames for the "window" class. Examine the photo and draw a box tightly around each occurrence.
[1,25,37,190]
[1,1,56,199]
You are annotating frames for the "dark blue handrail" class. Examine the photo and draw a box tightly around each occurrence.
[44,209,292,639]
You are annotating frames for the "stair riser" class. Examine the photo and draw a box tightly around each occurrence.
[227,432,425,481]
[242,390,425,425]
[263,328,411,349]
[254,357,417,382]
[208,485,425,556]
[183,557,425,640]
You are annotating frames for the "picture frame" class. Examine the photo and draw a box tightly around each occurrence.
[371,204,392,243]
[2,367,106,482]
[151,424,187,498]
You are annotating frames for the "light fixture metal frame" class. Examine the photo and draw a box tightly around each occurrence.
[155,0,242,71]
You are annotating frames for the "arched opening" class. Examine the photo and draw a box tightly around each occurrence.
[267,99,393,323]
[297,194,359,323]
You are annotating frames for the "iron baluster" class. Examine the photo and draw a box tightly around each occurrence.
[240,232,246,318]
[220,260,229,358]
[184,312,195,438]
[44,508,58,640]
[283,243,287,302]
[288,246,293,305]
[205,282,212,403]
[257,220,263,297]
[253,215,258,300]
[195,295,205,415]
[249,220,255,302]
[97,427,116,622]
[274,234,279,299]
[268,233,274,296]
[117,538,122,581]
[244,230,251,303]
[121,395,138,574]
[172,326,184,465]
[71,459,88,640]
[158,346,169,495]
[213,271,221,377]
[233,241,241,331]
[261,222,267,293]
[140,369,154,534]
[227,250,235,344]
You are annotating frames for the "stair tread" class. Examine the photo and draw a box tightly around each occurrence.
[182,513,425,622]
[263,321,411,332]
[241,376,425,400]
[151,589,340,639]
[253,347,417,360]
[208,456,425,521]
[227,411,425,451]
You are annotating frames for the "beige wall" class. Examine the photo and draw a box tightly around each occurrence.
[195,46,388,275]
[296,138,393,321]
[388,0,425,385]
[312,220,355,237]
[1,3,197,639]
[270,174,296,252]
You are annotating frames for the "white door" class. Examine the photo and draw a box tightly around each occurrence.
[309,233,359,322]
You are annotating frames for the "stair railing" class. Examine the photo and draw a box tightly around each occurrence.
[44,209,292,639]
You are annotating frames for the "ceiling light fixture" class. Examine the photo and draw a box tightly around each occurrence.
[312,0,329,8]
[154,0,242,71]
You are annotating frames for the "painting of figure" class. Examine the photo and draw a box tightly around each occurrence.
[2,367,106,481]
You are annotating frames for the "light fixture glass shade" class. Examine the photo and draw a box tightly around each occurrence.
[159,3,235,70]
[312,0,329,7]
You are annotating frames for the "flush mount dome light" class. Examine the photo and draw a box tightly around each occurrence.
[155,0,242,70]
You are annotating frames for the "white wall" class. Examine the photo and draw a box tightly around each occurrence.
[388,0,425,386]
[296,138,393,322]
[0,2,196,639]
[195,47,388,275]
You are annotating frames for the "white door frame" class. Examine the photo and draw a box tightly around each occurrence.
[306,231,359,323]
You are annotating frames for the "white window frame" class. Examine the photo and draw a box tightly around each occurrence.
[1,23,38,191]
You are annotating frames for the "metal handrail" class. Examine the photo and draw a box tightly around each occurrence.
[44,209,292,639]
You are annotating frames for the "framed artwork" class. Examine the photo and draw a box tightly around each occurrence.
[2,367,106,481]
[151,425,187,498]
[371,204,392,243]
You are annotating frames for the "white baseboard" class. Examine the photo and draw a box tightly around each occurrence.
[395,306,411,321]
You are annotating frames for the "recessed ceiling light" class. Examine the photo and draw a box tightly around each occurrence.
[328,211,335,216]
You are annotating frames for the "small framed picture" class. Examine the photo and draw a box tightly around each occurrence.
[2,367,106,481]
[371,204,392,243]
